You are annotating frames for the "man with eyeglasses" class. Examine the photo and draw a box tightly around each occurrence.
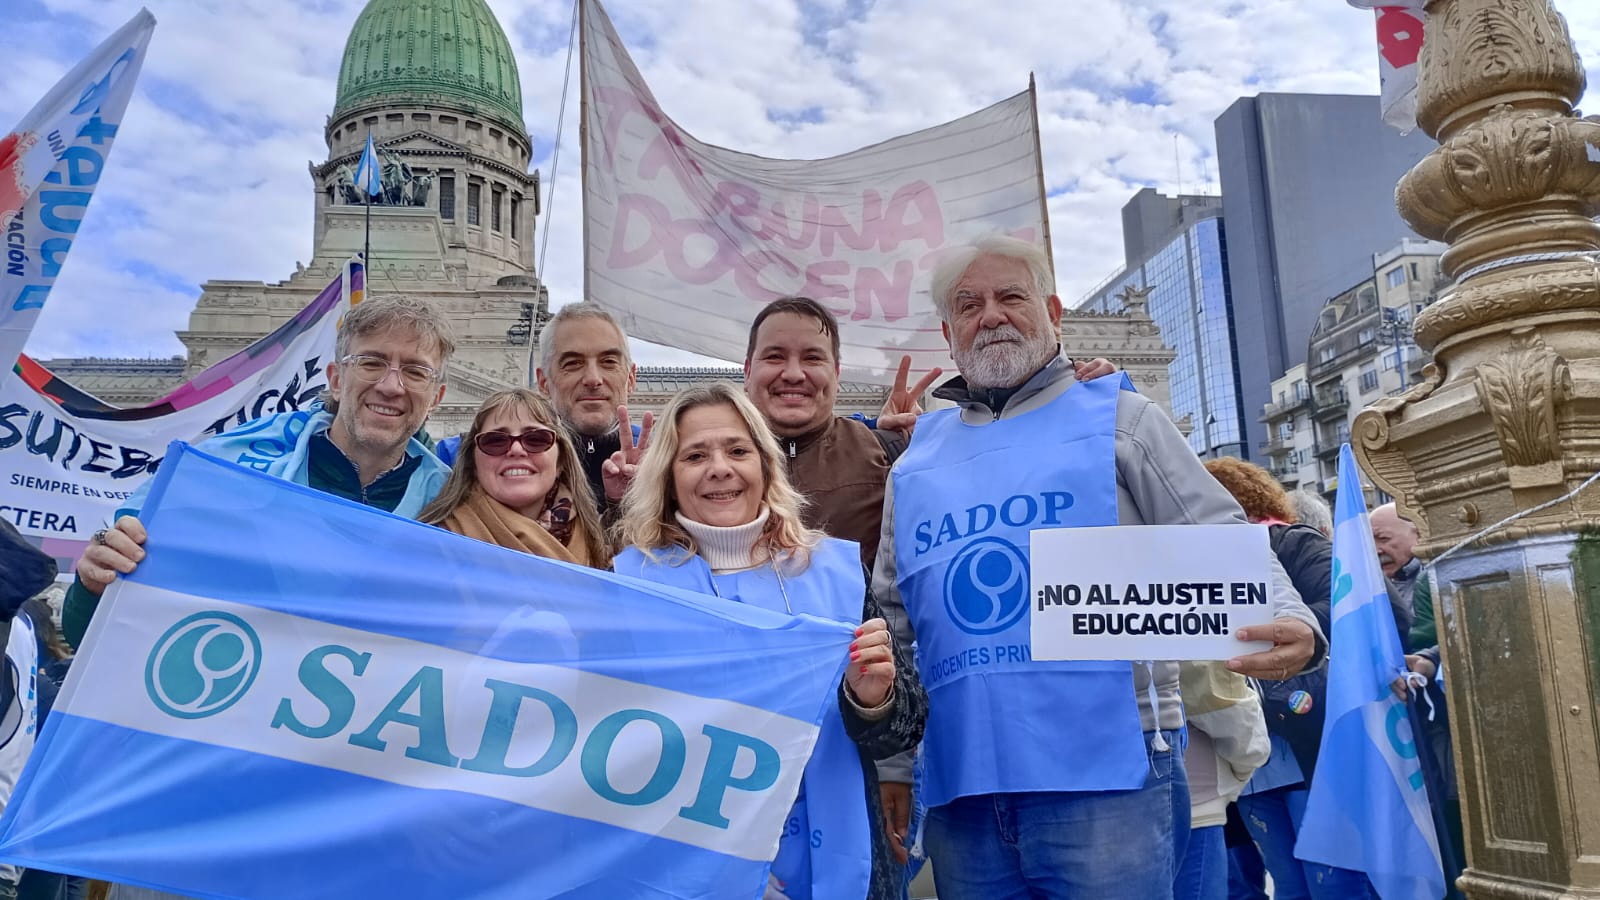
[64,296,457,652]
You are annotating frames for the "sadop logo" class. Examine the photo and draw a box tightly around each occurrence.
[943,536,1029,635]
[71,48,138,116]
[145,612,262,719]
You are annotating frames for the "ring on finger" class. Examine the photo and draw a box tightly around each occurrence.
[92,528,110,546]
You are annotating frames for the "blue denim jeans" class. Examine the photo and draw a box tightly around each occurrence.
[1174,825,1226,900]
[924,730,1189,900]
[1226,842,1268,900]
[1236,787,1377,900]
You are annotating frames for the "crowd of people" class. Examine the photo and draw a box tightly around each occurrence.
[0,235,1459,899]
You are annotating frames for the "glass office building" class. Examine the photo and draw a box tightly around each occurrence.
[1079,211,1245,459]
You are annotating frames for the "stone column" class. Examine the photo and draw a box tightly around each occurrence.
[1353,2,1600,897]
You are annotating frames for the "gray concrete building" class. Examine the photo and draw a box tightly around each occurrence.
[1260,238,1446,500]
[1214,93,1434,457]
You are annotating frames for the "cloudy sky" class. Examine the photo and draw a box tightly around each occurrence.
[5,0,1599,367]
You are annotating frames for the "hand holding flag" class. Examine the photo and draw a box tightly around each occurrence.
[0,443,852,899]
[1295,444,1446,900]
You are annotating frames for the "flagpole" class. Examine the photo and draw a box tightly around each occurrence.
[578,0,591,302]
[1028,72,1054,273]
[360,130,374,276]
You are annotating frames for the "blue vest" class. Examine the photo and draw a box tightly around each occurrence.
[613,538,871,900]
[892,374,1148,807]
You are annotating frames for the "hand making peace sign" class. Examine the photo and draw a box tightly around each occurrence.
[876,355,943,436]
[601,404,654,502]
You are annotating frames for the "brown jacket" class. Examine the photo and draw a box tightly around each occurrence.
[781,416,904,570]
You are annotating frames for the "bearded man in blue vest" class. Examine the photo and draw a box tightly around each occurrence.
[871,235,1325,899]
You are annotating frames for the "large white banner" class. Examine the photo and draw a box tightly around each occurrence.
[2,9,156,368]
[0,264,354,569]
[580,0,1047,384]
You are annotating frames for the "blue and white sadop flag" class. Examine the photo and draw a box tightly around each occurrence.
[352,132,381,199]
[1295,445,1445,900]
[0,443,852,899]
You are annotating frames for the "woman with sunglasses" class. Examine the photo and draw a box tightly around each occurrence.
[419,389,606,568]
[613,383,926,900]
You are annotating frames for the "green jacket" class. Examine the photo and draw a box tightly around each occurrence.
[1408,570,1436,653]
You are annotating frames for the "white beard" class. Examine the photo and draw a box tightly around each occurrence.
[954,324,1055,388]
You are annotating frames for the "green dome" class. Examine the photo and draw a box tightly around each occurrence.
[334,0,525,134]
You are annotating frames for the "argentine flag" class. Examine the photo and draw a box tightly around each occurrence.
[353,132,381,199]
[0,443,852,899]
[1295,445,1445,900]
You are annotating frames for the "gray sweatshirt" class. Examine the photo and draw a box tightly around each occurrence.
[871,353,1326,785]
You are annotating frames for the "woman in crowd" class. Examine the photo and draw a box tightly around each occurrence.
[612,382,926,900]
[1203,457,1379,900]
[420,388,606,568]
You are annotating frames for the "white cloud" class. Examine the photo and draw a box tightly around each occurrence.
[7,0,1599,369]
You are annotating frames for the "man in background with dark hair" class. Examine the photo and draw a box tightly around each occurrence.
[743,297,924,570]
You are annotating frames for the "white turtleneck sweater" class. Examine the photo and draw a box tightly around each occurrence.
[675,508,771,573]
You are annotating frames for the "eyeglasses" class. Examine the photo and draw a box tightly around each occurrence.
[340,355,440,392]
[475,429,558,457]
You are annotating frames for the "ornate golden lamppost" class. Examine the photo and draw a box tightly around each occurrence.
[1355,2,1600,896]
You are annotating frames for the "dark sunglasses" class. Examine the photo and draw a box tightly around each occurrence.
[474,429,557,457]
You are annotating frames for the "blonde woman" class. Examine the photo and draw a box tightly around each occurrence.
[613,383,926,900]
[420,389,606,567]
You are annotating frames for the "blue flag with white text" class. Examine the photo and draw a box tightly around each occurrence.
[1295,445,1444,900]
[353,132,381,198]
[0,443,852,900]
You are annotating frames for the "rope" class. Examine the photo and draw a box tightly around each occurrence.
[537,0,580,282]
[1455,250,1599,283]
[1424,467,1600,571]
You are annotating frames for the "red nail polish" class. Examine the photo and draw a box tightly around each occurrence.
[860,665,868,674]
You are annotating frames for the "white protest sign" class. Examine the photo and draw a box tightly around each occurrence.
[1029,524,1276,661]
